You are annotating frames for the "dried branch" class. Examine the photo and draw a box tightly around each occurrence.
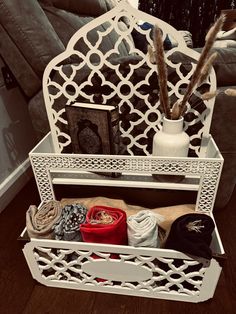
[147,44,156,64]
[171,101,182,120]
[187,91,217,114]
[224,88,236,96]
[153,25,171,119]
[198,52,218,85]
[201,91,217,100]
[178,14,225,117]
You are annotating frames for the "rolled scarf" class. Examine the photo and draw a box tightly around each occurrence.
[164,213,215,259]
[60,197,196,233]
[26,200,62,239]
[127,210,164,248]
[80,205,128,245]
[53,204,87,241]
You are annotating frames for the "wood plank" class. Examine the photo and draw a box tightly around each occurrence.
[0,178,40,314]
[90,275,234,313]
[23,286,96,314]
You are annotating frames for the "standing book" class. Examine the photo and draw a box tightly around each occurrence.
[65,102,120,155]
[65,102,121,177]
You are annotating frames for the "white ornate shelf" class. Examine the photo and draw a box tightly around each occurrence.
[22,0,224,303]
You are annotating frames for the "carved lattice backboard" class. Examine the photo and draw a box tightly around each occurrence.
[42,0,216,157]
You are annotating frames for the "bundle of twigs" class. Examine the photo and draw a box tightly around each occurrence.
[152,14,225,120]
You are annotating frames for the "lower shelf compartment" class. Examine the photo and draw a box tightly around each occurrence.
[22,222,224,303]
[25,132,225,302]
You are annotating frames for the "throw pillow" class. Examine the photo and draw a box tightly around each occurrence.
[132,22,172,53]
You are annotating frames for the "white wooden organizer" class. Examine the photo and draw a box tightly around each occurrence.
[23,1,224,303]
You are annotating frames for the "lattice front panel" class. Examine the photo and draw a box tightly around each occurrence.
[43,0,216,157]
[34,249,206,293]
[30,144,223,212]
[23,240,222,302]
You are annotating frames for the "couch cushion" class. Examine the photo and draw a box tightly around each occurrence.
[211,86,236,153]
[169,47,236,87]
[43,5,132,60]
[28,90,50,140]
[50,0,117,17]
[210,85,236,208]
[195,47,236,87]
[0,24,41,97]
[212,47,236,87]
[0,0,65,86]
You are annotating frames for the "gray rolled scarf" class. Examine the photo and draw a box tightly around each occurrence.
[53,204,87,241]
[127,210,164,248]
[26,200,62,239]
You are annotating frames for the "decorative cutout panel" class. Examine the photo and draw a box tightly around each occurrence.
[23,240,222,302]
[43,0,216,156]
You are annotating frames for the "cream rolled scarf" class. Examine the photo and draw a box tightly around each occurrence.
[26,200,62,239]
[127,210,164,248]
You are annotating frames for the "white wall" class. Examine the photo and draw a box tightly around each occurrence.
[0,61,37,211]
[0,88,35,181]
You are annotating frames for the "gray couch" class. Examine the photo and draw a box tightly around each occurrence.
[0,0,235,209]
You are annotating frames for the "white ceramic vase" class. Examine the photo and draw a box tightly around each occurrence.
[152,116,190,158]
[152,117,190,182]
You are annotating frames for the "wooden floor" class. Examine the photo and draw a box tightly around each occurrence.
[0,178,235,314]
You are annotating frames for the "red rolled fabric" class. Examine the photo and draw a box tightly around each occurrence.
[80,205,128,245]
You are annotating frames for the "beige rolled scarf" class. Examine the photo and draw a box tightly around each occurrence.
[26,200,62,239]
